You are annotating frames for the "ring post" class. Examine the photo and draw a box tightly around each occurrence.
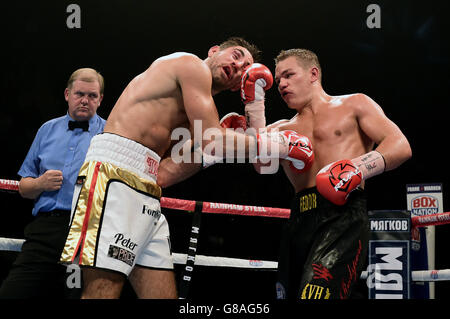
[177,201,203,299]
[367,210,411,299]
[407,183,443,299]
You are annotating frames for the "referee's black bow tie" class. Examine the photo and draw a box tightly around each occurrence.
[68,120,89,131]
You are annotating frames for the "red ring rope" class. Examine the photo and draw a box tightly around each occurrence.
[0,178,290,218]
[2,178,449,223]
[0,179,19,192]
[411,212,450,228]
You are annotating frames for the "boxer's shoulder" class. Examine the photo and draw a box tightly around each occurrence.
[267,119,292,131]
[156,52,199,62]
[330,93,378,111]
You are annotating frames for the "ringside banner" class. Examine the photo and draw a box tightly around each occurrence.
[367,210,411,299]
[406,183,443,299]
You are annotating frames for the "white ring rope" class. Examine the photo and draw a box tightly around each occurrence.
[174,253,278,269]
[360,269,450,282]
[2,237,450,281]
[0,237,278,270]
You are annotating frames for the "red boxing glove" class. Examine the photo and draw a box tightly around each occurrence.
[281,130,314,173]
[256,130,314,173]
[219,112,247,130]
[316,159,362,206]
[240,63,273,104]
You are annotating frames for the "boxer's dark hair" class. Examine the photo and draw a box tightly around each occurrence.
[219,37,261,63]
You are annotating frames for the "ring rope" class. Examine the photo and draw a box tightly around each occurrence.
[3,178,450,224]
[360,269,450,282]
[0,237,277,269]
[411,212,450,228]
[0,179,19,192]
[0,179,290,218]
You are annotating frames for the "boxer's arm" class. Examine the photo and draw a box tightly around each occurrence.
[177,56,221,134]
[353,94,412,171]
[157,134,202,188]
[175,57,307,167]
[176,56,256,159]
[316,95,412,206]
[252,119,290,174]
[157,156,201,188]
[19,170,63,199]
[240,63,274,129]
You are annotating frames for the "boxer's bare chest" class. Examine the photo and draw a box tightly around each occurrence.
[281,98,372,191]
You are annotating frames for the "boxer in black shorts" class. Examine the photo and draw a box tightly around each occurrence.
[220,48,411,299]
[276,187,369,299]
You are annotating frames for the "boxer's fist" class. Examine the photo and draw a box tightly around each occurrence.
[219,112,247,130]
[240,63,273,104]
[281,130,314,173]
[316,160,362,205]
[255,130,314,173]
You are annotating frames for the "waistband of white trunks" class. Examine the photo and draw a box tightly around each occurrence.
[85,133,160,182]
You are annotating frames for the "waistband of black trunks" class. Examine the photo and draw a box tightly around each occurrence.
[37,209,71,217]
[291,186,366,215]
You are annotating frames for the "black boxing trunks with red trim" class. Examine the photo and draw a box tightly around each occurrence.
[276,186,369,300]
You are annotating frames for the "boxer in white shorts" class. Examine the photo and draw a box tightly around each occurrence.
[59,37,263,299]
[61,133,173,276]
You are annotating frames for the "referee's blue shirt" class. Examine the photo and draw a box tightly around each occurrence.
[18,113,106,216]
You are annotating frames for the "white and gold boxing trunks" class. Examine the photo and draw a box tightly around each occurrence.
[60,133,173,275]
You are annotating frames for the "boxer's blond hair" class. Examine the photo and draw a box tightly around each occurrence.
[67,68,105,94]
[219,37,261,63]
[275,49,322,83]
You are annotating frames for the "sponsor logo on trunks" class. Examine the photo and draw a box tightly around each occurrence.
[113,233,138,250]
[312,263,333,282]
[299,193,317,212]
[370,218,409,232]
[340,240,362,299]
[108,244,136,266]
[146,152,159,176]
[142,203,161,221]
[411,195,439,216]
[109,233,138,267]
[300,284,330,299]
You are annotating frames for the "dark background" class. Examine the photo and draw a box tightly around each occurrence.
[0,0,449,299]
